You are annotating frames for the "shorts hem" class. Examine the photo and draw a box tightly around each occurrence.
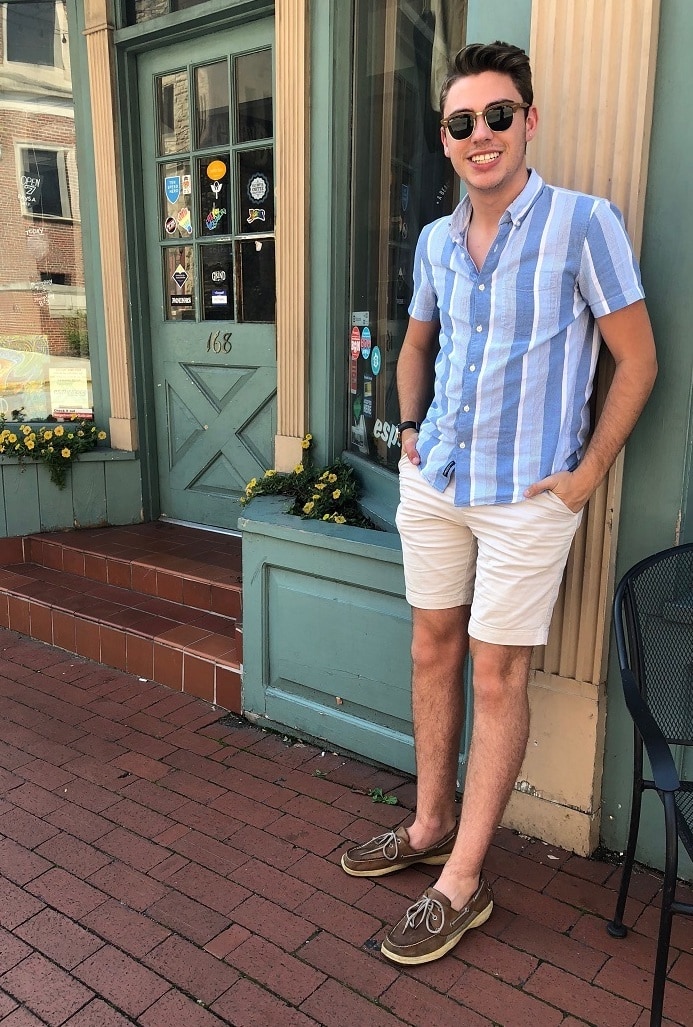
[469,619,550,648]
[406,591,474,610]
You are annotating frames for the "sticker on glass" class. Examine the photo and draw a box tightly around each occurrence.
[371,345,382,376]
[363,375,373,417]
[350,353,358,394]
[172,263,188,288]
[206,159,227,200]
[165,175,181,204]
[211,290,228,306]
[360,326,372,360]
[171,295,192,307]
[182,174,192,194]
[164,216,177,234]
[247,172,269,203]
[350,326,361,356]
[205,206,227,231]
[176,207,192,235]
[247,209,266,225]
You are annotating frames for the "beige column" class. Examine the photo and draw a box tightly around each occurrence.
[83,0,138,451]
[273,0,309,471]
[501,0,660,854]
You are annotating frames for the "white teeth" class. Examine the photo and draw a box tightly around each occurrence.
[471,152,499,163]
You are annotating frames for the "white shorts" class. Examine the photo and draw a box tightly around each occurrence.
[396,456,583,647]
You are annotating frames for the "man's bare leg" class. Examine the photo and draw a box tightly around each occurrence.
[404,605,471,851]
[433,639,533,908]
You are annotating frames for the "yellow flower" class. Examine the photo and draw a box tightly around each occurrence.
[301,433,313,449]
[77,430,84,437]
[333,515,346,524]
[47,446,54,453]
[302,501,314,514]
[332,489,341,500]
[8,434,17,443]
[293,464,303,474]
[61,447,71,458]
[312,493,320,501]
[315,483,326,490]
[20,424,31,435]
[25,439,35,450]
[54,426,64,436]
[97,431,107,440]
[323,514,330,520]
[327,473,337,483]
[264,469,276,477]
[67,433,74,439]
[43,430,53,440]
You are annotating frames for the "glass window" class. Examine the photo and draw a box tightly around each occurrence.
[153,49,274,323]
[126,0,208,24]
[6,2,57,66]
[347,0,466,470]
[0,1,93,422]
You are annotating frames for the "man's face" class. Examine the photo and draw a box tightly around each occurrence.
[440,71,538,204]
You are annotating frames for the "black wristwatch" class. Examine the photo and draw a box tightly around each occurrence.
[397,421,421,441]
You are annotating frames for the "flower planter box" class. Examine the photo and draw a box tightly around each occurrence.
[239,496,420,773]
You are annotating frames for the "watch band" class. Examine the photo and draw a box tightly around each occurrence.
[397,420,421,439]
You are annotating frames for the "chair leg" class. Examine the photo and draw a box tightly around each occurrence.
[607,783,642,938]
[649,793,678,1027]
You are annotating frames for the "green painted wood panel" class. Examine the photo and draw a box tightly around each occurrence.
[105,460,143,524]
[2,465,42,537]
[37,465,75,531]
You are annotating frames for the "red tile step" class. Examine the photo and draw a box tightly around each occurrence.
[0,523,242,713]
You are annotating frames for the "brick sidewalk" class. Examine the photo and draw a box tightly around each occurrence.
[0,627,690,1027]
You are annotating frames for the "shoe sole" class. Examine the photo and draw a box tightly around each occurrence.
[380,900,493,965]
[340,852,451,877]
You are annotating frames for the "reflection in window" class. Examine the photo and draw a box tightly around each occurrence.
[347,0,466,470]
[0,1,92,422]
[6,2,58,67]
[126,0,208,23]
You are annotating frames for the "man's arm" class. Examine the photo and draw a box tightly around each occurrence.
[524,299,657,511]
[397,316,440,465]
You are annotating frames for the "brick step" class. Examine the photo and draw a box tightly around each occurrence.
[0,523,243,712]
[18,523,242,618]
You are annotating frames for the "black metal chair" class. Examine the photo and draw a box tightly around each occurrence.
[606,543,693,1027]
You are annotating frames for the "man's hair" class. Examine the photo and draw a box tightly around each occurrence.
[439,40,533,113]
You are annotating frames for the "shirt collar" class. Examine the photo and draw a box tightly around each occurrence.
[449,168,545,241]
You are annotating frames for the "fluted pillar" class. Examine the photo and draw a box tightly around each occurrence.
[273,0,309,470]
[83,0,138,450]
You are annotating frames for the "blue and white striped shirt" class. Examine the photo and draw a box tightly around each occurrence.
[409,170,644,506]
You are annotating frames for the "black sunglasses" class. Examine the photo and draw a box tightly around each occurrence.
[441,101,529,140]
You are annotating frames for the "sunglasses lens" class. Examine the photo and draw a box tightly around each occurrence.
[486,105,514,131]
[446,115,474,139]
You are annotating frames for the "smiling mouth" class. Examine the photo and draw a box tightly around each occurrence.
[470,152,500,164]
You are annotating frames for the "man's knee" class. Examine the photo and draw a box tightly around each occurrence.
[469,640,532,704]
[411,607,470,670]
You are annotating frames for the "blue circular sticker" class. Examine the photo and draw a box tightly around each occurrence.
[360,326,371,360]
[371,345,382,376]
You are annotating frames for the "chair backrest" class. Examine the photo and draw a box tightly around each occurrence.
[614,543,693,751]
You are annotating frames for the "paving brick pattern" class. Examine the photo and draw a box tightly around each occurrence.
[0,627,691,1027]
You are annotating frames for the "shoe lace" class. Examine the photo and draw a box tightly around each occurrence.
[403,894,445,935]
[368,830,400,861]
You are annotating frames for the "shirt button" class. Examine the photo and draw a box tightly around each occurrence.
[459,442,466,449]
[469,364,476,372]
[463,405,470,412]
[476,325,482,332]
[478,283,485,291]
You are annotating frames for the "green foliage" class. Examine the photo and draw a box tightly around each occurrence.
[0,412,107,489]
[63,311,89,358]
[368,787,398,805]
[242,435,379,529]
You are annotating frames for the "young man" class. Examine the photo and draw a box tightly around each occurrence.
[341,41,657,966]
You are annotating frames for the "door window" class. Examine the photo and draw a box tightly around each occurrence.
[154,50,275,324]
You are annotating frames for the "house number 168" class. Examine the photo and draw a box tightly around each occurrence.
[206,331,232,353]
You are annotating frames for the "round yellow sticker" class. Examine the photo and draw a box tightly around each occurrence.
[206,160,227,181]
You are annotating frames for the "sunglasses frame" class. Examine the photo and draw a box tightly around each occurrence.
[440,101,530,140]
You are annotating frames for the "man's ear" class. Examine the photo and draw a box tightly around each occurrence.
[525,105,538,144]
[440,125,450,157]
